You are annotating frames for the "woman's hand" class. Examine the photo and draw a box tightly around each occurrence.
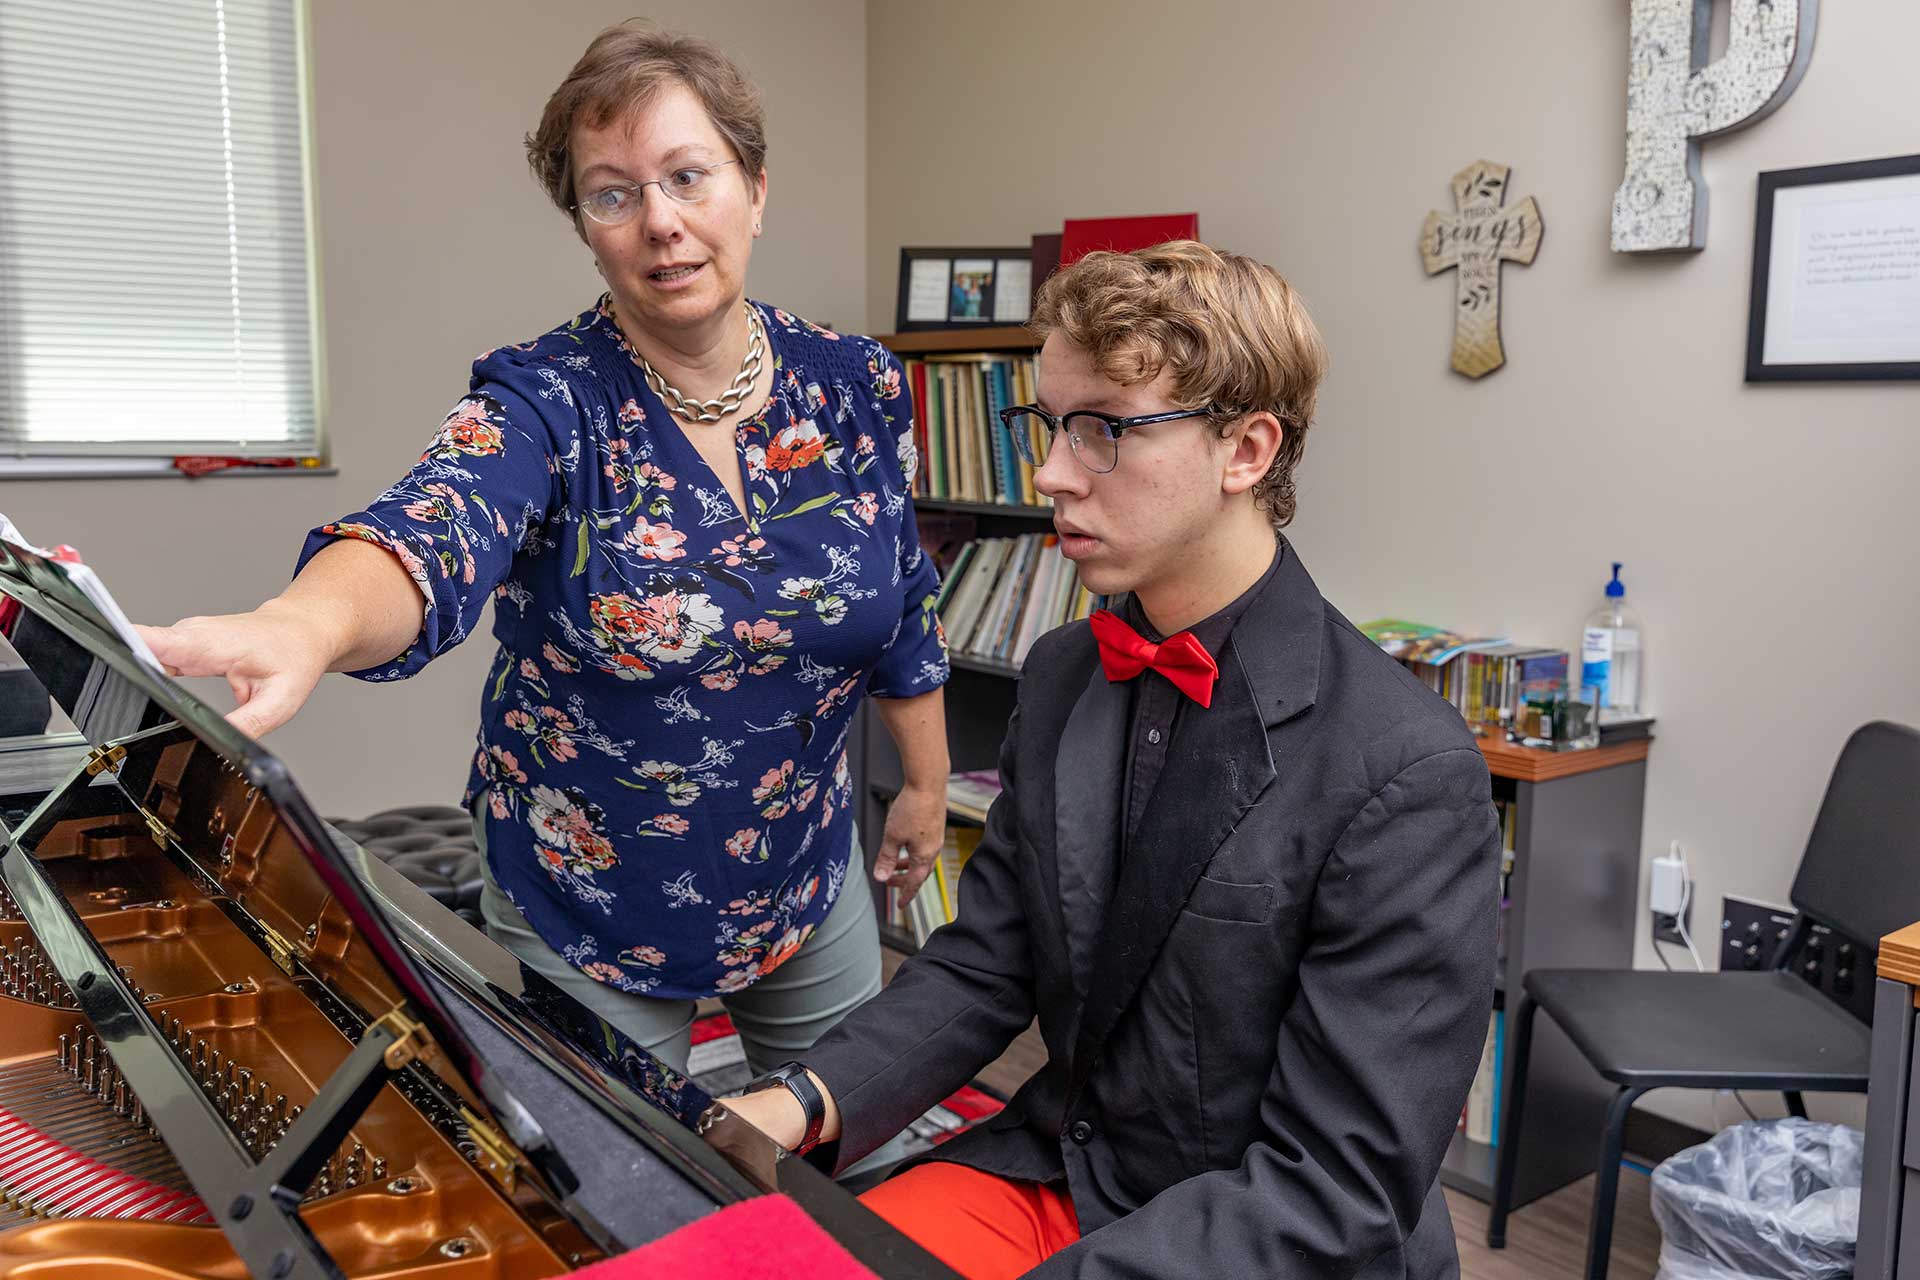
[875,781,946,907]
[135,538,424,739]
[136,600,337,738]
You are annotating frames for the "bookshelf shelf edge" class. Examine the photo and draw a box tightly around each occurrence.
[877,326,1040,354]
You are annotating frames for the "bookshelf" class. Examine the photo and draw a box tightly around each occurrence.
[854,324,1050,953]
[853,322,1645,1215]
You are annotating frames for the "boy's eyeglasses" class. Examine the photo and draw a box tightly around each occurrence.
[997,404,1219,474]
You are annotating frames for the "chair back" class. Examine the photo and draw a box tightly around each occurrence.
[1790,721,1920,956]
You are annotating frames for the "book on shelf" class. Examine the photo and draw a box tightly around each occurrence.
[888,824,982,945]
[901,352,1045,507]
[1059,212,1201,266]
[946,769,1002,823]
[1461,1009,1504,1147]
[1358,619,1571,737]
[938,533,1098,667]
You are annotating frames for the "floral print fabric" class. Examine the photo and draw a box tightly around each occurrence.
[298,297,947,998]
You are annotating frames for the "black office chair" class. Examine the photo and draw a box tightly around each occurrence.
[1487,720,1920,1280]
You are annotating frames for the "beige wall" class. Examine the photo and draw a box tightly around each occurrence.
[867,0,1917,1129]
[0,0,867,816]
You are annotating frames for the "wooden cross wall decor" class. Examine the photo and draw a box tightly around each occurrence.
[1421,161,1544,379]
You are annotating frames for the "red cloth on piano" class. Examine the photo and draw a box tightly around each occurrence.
[565,1193,879,1279]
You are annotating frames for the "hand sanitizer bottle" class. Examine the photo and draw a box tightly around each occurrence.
[1581,563,1641,715]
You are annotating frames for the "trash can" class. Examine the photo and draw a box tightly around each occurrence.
[1651,1117,1862,1280]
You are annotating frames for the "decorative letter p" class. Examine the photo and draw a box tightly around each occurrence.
[1614,0,1817,253]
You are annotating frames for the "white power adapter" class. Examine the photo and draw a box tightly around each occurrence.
[1650,848,1687,917]
[1650,840,1704,971]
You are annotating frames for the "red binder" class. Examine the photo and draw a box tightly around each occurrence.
[1058,213,1200,266]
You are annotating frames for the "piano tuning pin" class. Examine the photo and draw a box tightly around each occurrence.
[131,1096,143,1127]
[113,1078,126,1115]
[224,1061,237,1090]
[237,1067,251,1094]
[370,1157,386,1181]
[56,1034,67,1072]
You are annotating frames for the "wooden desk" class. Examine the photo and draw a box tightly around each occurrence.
[1476,733,1653,784]
[1859,924,1920,1277]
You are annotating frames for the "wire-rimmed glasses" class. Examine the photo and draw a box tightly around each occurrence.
[572,160,744,225]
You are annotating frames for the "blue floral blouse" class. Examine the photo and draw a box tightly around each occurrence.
[298,297,948,999]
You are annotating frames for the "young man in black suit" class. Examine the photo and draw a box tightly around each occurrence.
[727,240,1500,1280]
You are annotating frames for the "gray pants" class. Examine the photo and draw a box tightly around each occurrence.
[473,800,884,1079]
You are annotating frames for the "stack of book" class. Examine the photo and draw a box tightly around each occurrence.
[902,354,1044,506]
[1461,1010,1505,1147]
[936,534,1097,666]
[1358,619,1569,736]
[946,768,1003,823]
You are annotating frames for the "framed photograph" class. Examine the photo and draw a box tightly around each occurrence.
[1746,153,1920,382]
[895,246,1035,332]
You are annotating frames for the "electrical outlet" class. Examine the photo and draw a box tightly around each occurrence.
[1651,901,1691,948]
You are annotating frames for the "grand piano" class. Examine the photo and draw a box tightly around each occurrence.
[0,532,957,1278]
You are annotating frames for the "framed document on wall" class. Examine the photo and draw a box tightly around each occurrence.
[1746,154,1920,382]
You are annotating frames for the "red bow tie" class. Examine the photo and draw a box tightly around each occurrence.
[1089,609,1219,708]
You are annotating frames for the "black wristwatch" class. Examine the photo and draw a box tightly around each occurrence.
[743,1060,826,1155]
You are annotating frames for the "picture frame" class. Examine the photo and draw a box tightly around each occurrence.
[894,246,1034,332]
[1745,153,1920,382]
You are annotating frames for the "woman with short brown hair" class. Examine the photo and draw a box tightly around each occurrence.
[140,21,951,1082]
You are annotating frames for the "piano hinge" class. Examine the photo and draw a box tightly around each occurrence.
[260,922,298,976]
[141,810,175,849]
[458,1106,521,1193]
[84,743,127,777]
[373,1005,429,1070]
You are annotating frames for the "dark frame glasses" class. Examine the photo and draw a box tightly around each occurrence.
[996,404,1219,474]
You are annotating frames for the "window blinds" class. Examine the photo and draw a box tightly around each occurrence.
[0,0,319,456]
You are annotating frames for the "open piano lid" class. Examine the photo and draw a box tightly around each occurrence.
[0,536,607,1277]
[0,534,960,1280]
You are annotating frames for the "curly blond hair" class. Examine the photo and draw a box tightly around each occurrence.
[1029,240,1327,527]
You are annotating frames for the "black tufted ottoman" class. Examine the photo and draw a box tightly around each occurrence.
[329,804,485,927]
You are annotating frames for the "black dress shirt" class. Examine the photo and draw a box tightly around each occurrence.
[1120,546,1282,850]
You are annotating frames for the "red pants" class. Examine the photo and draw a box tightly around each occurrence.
[859,1161,1081,1280]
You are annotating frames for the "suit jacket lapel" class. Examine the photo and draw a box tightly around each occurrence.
[1066,539,1326,1102]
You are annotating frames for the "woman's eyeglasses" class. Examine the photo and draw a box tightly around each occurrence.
[572,160,743,226]
[996,404,1219,474]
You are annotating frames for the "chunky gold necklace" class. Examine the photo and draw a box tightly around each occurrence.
[632,301,765,424]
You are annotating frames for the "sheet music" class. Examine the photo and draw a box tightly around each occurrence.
[0,513,164,673]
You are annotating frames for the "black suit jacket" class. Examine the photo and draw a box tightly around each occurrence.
[807,540,1500,1279]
